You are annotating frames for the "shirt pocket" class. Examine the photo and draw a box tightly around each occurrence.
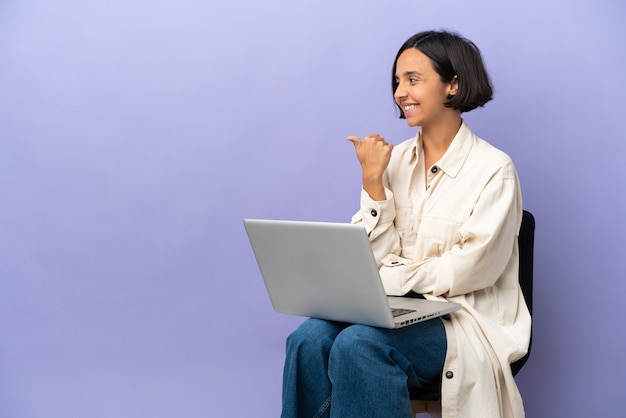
[416,216,461,258]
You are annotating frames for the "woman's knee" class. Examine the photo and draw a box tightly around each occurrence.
[335,324,387,345]
[327,325,400,385]
[328,325,384,362]
[286,319,344,354]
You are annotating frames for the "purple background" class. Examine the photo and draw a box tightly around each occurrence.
[1,0,625,417]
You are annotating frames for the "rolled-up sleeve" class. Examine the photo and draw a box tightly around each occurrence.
[351,187,401,267]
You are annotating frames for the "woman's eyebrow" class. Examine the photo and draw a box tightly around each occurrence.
[395,70,422,79]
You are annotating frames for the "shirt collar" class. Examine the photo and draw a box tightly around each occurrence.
[410,120,474,178]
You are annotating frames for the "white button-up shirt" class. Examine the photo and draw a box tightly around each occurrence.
[352,121,531,417]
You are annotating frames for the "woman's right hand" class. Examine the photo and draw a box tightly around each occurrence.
[347,134,393,201]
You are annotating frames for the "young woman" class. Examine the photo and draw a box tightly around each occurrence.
[281,30,531,418]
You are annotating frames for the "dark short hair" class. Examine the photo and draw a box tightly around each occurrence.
[392,30,493,116]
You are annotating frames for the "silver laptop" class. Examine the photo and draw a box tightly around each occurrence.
[243,219,460,329]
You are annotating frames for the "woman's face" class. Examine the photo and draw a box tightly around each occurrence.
[393,48,457,128]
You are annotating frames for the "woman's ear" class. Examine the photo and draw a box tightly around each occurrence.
[447,75,459,97]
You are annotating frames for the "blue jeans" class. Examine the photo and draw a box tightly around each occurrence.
[281,317,447,418]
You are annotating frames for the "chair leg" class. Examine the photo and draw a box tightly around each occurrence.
[411,400,442,418]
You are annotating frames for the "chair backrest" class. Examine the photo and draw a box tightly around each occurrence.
[511,210,535,376]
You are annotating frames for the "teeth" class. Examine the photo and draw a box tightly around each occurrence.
[404,105,417,111]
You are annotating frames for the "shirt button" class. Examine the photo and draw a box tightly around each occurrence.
[431,166,438,174]
[370,209,378,217]
[445,371,454,379]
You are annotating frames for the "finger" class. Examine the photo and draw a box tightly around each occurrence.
[364,134,385,143]
[346,136,361,147]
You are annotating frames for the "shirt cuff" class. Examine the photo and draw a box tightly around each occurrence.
[356,187,395,233]
[379,254,410,295]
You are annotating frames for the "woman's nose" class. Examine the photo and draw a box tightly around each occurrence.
[394,84,407,101]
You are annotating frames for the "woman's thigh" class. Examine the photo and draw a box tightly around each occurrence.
[331,318,447,385]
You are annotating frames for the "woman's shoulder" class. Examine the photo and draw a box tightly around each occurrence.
[468,134,518,180]
[461,121,513,163]
[389,134,419,162]
[473,135,513,163]
[394,134,419,151]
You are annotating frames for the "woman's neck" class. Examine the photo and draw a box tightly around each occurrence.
[421,112,462,167]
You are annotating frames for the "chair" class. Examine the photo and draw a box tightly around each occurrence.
[410,210,535,417]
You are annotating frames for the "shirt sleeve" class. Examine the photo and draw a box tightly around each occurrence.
[351,187,401,268]
[378,171,522,297]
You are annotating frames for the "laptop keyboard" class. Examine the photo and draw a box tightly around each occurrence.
[391,308,416,317]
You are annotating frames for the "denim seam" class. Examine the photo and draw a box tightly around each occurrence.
[312,394,331,418]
